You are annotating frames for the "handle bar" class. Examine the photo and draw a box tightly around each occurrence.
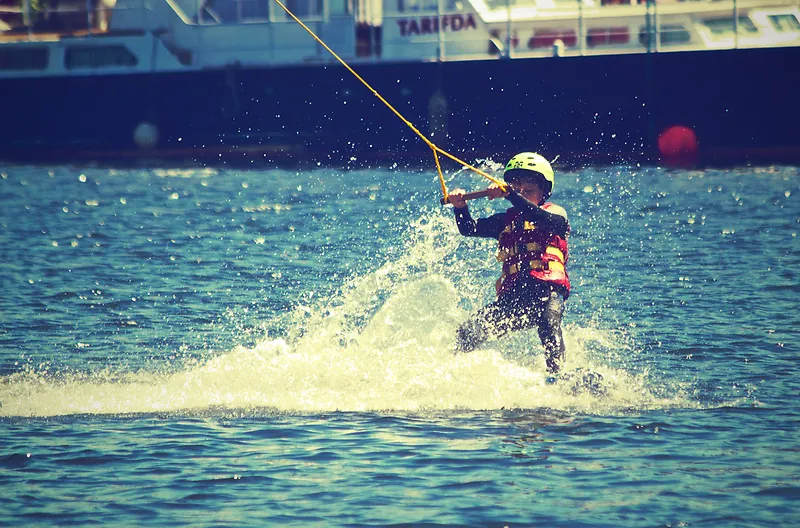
[440,189,494,205]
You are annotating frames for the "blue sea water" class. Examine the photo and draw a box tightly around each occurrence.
[0,162,798,526]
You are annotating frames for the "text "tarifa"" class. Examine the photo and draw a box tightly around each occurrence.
[397,14,478,37]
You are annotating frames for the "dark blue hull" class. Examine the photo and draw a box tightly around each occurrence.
[3,45,799,167]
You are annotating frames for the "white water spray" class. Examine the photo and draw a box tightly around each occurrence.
[0,211,689,417]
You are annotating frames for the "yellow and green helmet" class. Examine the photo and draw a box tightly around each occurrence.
[503,152,555,200]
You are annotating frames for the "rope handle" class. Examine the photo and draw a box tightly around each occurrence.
[271,0,507,202]
[439,188,495,205]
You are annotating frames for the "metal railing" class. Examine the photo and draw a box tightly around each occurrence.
[380,0,800,61]
[0,0,155,38]
[2,0,797,58]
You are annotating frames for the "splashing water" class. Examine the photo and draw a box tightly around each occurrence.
[0,210,692,418]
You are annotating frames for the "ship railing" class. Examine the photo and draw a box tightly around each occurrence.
[152,0,799,64]
[0,0,340,41]
[0,0,358,67]
[0,0,165,40]
[380,0,800,61]
[2,0,796,63]
[149,0,361,67]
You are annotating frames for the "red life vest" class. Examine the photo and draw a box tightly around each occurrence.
[495,204,570,298]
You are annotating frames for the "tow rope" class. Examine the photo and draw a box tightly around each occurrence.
[272,0,507,203]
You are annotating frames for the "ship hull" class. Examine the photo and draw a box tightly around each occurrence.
[2,45,799,167]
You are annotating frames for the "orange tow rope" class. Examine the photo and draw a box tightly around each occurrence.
[271,0,506,203]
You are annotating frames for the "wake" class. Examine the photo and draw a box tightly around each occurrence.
[0,211,692,417]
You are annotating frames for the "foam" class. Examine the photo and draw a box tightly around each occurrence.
[0,210,692,417]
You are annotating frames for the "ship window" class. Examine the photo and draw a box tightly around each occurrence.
[65,45,137,69]
[482,0,520,9]
[0,47,49,70]
[265,0,323,19]
[704,17,758,36]
[638,24,691,46]
[659,24,691,44]
[397,0,462,11]
[587,27,630,47]
[528,29,577,49]
[282,0,323,17]
[239,0,270,19]
[768,14,800,32]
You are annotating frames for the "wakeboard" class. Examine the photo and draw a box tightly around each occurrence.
[547,368,607,396]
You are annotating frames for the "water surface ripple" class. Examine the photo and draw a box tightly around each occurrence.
[1,164,798,526]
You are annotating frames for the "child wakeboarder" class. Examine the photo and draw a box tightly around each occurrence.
[448,152,570,374]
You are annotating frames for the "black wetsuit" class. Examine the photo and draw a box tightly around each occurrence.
[453,189,569,373]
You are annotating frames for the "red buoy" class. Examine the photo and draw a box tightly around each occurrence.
[658,125,698,167]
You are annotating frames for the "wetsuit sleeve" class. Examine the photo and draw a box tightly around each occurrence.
[453,207,507,238]
[505,190,570,236]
